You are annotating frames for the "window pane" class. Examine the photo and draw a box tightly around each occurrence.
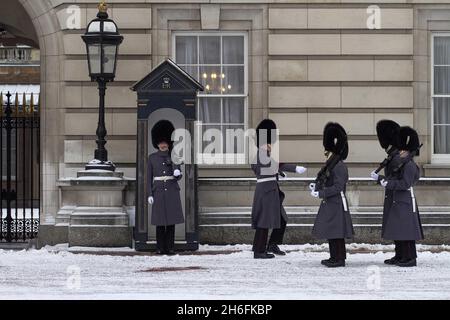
[202,125,222,153]
[199,36,220,64]
[223,98,245,124]
[224,125,245,154]
[103,44,117,74]
[434,125,450,154]
[200,66,222,94]
[88,44,101,74]
[88,21,100,32]
[103,21,117,33]
[434,97,450,124]
[434,66,450,94]
[176,36,197,64]
[179,65,198,81]
[434,37,450,65]
[223,36,244,64]
[199,98,221,123]
[222,66,245,94]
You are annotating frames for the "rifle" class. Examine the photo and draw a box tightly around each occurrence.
[278,170,286,178]
[388,144,423,179]
[314,154,341,192]
[374,148,398,174]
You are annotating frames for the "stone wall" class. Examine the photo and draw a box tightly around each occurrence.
[10,0,450,244]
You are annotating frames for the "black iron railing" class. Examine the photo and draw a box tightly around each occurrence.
[0,92,40,242]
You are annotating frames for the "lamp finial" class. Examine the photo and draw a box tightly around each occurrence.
[98,1,108,13]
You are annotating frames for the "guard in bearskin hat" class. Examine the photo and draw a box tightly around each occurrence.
[371,125,424,267]
[251,119,308,259]
[148,120,184,255]
[370,120,403,264]
[310,122,354,267]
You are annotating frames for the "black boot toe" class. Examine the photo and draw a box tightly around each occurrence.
[323,259,345,268]
[267,244,286,256]
[254,252,276,259]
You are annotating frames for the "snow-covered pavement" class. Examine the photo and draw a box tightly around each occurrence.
[0,244,449,300]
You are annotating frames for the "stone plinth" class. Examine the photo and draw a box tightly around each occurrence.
[51,170,133,247]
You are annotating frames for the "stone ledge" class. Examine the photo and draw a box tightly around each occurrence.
[68,225,132,248]
[423,164,450,177]
[199,225,450,245]
[198,177,450,187]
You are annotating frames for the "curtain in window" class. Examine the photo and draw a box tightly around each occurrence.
[175,34,247,155]
[434,37,450,154]
[176,36,197,65]
[434,97,450,153]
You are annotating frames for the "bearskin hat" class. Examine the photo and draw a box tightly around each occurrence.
[256,119,277,147]
[376,120,400,150]
[151,120,175,149]
[398,126,420,156]
[323,122,349,160]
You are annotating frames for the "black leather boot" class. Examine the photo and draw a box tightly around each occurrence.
[323,259,345,268]
[395,259,417,267]
[267,244,286,256]
[254,252,275,259]
[384,256,401,265]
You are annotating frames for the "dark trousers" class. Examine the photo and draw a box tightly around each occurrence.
[253,228,269,253]
[268,216,287,246]
[328,239,347,261]
[394,240,417,260]
[156,225,175,252]
[253,215,287,253]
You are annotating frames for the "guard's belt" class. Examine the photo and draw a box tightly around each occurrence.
[256,177,277,183]
[153,176,175,182]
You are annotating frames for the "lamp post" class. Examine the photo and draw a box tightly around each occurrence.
[82,1,123,171]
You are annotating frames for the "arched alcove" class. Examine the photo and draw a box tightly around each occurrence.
[1,0,63,243]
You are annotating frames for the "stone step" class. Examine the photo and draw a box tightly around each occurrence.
[70,214,129,226]
[199,207,450,225]
[68,206,130,226]
[198,179,450,207]
[200,206,450,213]
[0,241,35,250]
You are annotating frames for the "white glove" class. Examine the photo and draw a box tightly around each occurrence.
[311,191,319,198]
[148,196,154,205]
[173,169,181,177]
[296,166,307,174]
[380,179,388,188]
[309,183,316,191]
[370,171,379,181]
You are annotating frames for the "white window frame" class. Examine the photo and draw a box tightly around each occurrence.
[172,31,249,164]
[431,33,450,164]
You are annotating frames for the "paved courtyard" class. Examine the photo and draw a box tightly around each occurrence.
[0,244,449,300]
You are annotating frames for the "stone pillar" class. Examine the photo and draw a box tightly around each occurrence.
[53,170,134,247]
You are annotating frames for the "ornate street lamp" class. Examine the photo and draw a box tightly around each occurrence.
[82,1,123,171]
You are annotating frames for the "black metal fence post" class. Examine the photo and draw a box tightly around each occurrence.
[4,92,14,242]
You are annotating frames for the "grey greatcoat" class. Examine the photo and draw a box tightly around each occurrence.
[147,150,184,226]
[251,152,297,229]
[382,156,424,241]
[381,151,401,237]
[312,161,354,240]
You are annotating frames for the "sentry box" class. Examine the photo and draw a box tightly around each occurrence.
[131,59,204,251]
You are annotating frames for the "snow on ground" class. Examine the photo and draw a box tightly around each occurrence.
[0,244,449,300]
